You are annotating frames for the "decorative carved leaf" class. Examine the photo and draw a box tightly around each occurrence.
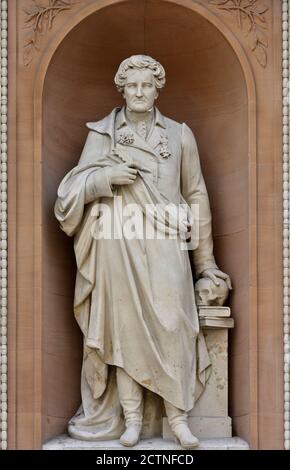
[24,28,36,43]
[241,0,253,7]
[23,43,34,67]
[209,0,231,5]
[23,0,77,67]
[253,14,268,30]
[243,13,253,34]
[256,28,268,47]
[208,0,269,68]
[248,32,258,51]
[34,0,49,6]
[254,43,267,67]
[24,6,39,16]
[252,2,268,14]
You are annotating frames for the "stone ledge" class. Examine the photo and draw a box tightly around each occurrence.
[43,434,249,450]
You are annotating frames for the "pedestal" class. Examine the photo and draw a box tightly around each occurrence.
[163,307,234,440]
[43,434,249,450]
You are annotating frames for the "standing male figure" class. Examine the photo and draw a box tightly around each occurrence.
[55,55,231,449]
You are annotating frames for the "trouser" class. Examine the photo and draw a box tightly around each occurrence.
[116,367,188,429]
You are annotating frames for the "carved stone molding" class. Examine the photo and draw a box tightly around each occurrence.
[1,0,288,450]
[282,0,290,452]
[23,0,78,66]
[208,0,269,67]
[0,0,8,452]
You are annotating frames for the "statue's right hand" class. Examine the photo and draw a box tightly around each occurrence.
[107,163,138,186]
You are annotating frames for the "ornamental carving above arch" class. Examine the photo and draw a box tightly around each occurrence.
[208,0,269,67]
[23,0,269,68]
[23,0,79,66]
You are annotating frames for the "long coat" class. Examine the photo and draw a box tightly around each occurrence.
[54,107,217,440]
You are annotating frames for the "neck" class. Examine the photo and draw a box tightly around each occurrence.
[125,107,154,124]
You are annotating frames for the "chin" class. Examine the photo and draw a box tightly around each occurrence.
[130,104,151,113]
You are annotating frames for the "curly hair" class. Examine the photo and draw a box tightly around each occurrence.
[114,55,166,93]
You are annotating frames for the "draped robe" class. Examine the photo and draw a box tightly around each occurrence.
[54,107,217,440]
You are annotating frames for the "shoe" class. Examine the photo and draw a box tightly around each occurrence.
[120,422,142,447]
[172,423,199,449]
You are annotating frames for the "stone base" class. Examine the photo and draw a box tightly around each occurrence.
[163,417,232,439]
[43,434,249,450]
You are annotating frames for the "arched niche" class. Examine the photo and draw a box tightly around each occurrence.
[41,0,255,444]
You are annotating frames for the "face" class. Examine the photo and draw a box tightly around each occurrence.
[123,68,159,113]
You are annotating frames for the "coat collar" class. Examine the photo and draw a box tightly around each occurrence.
[86,106,167,136]
[86,107,167,158]
[116,106,167,131]
[86,107,121,139]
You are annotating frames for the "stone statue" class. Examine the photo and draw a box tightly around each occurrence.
[54,55,231,449]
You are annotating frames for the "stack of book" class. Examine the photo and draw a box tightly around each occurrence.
[198,306,234,329]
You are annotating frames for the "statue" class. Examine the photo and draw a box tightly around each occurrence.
[54,55,231,449]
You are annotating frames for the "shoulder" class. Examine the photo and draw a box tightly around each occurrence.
[85,107,120,133]
[180,123,198,150]
[163,115,196,142]
[163,115,183,134]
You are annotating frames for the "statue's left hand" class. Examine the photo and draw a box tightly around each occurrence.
[201,268,232,290]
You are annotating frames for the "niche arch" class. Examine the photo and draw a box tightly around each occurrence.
[36,0,257,446]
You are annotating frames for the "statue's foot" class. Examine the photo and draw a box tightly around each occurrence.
[120,423,142,447]
[172,423,199,449]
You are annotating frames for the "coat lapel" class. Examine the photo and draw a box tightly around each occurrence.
[86,107,168,159]
[147,107,168,154]
[147,126,164,151]
[115,123,160,158]
[86,107,120,146]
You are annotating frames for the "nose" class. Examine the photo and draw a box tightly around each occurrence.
[136,85,143,98]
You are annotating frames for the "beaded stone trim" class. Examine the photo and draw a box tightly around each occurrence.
[282,0,290,452]
[0,0,8,451]
[0,0,289,451]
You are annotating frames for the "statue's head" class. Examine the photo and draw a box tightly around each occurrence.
[114,55,166,113]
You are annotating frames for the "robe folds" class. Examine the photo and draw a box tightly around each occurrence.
[54,107,217,440]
